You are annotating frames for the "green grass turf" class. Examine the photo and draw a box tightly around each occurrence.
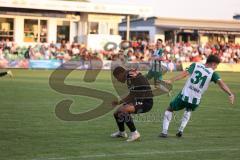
[0,69,239,160]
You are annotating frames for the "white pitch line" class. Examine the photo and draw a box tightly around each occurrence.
[33,148,240,160]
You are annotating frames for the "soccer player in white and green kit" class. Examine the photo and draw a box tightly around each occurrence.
[146,39,164,84]
[160,55,235,138]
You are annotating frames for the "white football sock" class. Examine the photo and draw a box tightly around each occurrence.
[178,111,191,132]
[162,110,173,134]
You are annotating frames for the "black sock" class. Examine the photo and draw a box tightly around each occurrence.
[114,112,125,132]
[0,72,7,77]
[123,113,136,132]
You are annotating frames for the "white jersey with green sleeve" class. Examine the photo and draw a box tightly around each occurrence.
[150,49,163,72]
[181,63,221,105]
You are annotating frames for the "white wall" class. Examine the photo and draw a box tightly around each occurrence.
[14,17,24,45]
[87,34,121,50]
[47,18,57,43]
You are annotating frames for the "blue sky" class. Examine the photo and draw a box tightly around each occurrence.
[91,0,240,20]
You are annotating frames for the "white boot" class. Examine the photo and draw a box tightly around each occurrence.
[126,131,140,142]
[110,131,128,138]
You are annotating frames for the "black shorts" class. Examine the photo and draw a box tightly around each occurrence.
[133,99,153,114]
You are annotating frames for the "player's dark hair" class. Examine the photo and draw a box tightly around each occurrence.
[157,39,163,43]
[206,55,220,64]
[113,66,126,78]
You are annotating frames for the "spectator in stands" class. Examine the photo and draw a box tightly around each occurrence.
[71,43,80,56]
[0,39,240,64]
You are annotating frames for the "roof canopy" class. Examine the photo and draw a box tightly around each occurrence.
[154,17,240,32]
[0,0,152,16]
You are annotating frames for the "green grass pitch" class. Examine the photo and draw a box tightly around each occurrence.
[0,69,239,160]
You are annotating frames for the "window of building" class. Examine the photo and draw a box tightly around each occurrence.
[190,33,198,42]
[57,21,70,43]
[228,35,235,43]
[0,18,14,41]
[177,32,198,43]
[136,31,149,40]
[208,34,226,44]
[40,20,48,43]
[24,19,48,43]
[89,22,99,34]
[165,31,175,42]
[119,31,126,40]
[24,19,38,42]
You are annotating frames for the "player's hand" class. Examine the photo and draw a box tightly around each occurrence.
[112,101,119,107]
[229,94,235,105]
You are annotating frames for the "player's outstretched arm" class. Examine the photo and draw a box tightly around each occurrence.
[166,71,189,84]
[216,80,235,105]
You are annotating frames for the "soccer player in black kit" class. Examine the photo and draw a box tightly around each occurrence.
[111,66,153,142]
[0,70,13,78]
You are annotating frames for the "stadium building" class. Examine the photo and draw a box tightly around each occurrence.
[119,17,240,44]
[0,0,150,50]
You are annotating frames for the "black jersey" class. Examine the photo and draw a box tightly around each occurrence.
[0,72,8,77]
[125,72,153,103]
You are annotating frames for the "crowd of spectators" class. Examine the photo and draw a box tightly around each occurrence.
[127,39,240,64]
[0,39,240,64]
